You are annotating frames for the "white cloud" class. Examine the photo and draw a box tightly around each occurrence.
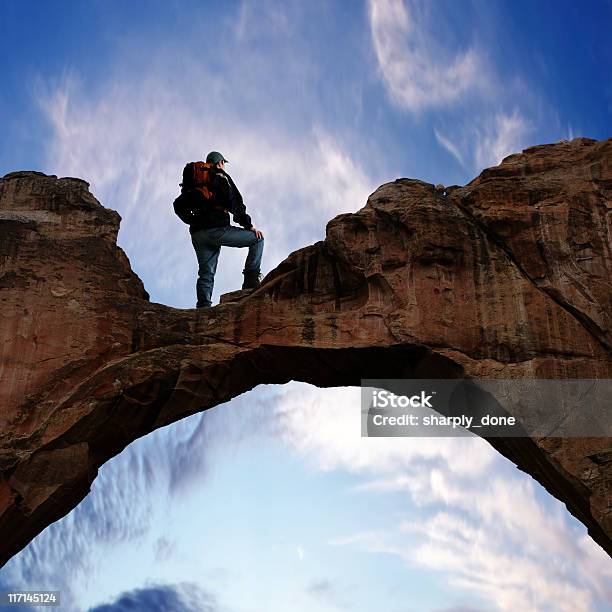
[434,127,465,167]
[233,0,294,41]
[434,109,532,173]
[368,0,484,111]
[367,1,540,176]
[274,384,612,612]
[0,387,281,611]
[473,110,532,169]
[275,385,496,478]
[38,9,379,309]
[39,82,376,306]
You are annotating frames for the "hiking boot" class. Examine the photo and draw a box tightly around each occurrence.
[242,270,262,290]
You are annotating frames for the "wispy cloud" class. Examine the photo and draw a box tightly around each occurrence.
[434,127,465,167]
[367,0,539,176]
[273,384,612,611]
[37,4,379,309]
[0,384,294,610]
[0,404,235,610]
[39,77,376,309]
[0,437,159,610]
[368,0,484,112]
[435,109,533,172]
[473,110,533,169]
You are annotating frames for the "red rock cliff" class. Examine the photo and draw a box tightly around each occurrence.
[0,137,611,567]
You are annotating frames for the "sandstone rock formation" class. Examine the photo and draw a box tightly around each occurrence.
[0,137,611,567]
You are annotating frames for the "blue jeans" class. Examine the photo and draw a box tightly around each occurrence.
[191,225,264,307]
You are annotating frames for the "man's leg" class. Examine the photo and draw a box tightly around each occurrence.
[244,235,264,274]
[191,230,222,307]
[216,226,264,274]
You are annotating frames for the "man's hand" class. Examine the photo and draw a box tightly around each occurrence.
[250,226,264,239]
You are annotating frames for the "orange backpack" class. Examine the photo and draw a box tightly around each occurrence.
[180,161,214,199]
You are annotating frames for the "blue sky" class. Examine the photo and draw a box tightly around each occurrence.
[1,1,611,611]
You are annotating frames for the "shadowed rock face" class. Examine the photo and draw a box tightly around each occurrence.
[0,137,611,567]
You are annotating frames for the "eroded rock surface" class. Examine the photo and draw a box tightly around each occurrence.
[0,137,611,566]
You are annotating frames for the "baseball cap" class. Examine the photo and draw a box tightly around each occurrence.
[206,151,229,164]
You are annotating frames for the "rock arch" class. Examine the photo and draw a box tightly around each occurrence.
[1,137,611,566]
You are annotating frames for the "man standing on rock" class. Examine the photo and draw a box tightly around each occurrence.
[186,151,264,308]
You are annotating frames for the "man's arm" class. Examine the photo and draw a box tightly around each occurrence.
[219,170,253,229]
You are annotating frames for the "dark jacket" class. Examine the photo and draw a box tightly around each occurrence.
[188,167,252,234]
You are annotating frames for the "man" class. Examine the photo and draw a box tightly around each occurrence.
[188,151,264,308]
